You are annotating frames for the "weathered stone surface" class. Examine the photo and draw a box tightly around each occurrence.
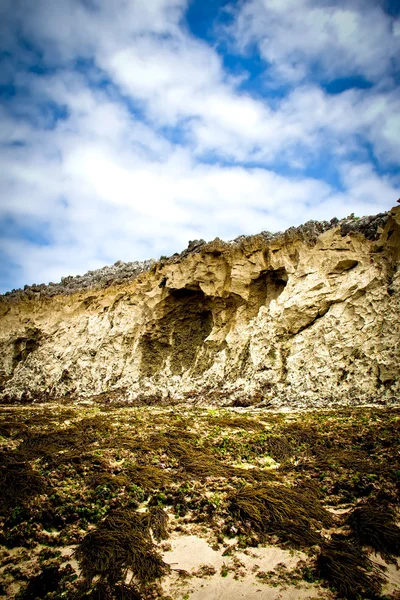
[0,206,399,407]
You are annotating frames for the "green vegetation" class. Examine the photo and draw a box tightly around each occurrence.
[0,403,399,599]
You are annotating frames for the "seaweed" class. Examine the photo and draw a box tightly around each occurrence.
[146,429,227,479]
[314,448,373,472]
[263,435,294,461]
[88,473,128,491]
[316,539,386,599]
[211,430,295,463]
[1,404,400,600]
[149,430,197,455]
[46,449,109,471]
[177,449,225,479]
[17,414,113,462]
[234,466,278,484]
[22,408,76,428]
[75,507,169,589]
[0,459,45,515]
[281,422,323,449]
[125,465,174,491]
[147,506,169,541]
[207,415,266,431]
[0,418,28,438]
[228,483,333,548]
[14,415,116,478]
[17,429,82,461]
[347,502,400,561]
[117,435,154,456]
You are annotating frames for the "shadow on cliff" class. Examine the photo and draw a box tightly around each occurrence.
[139,268,287,380]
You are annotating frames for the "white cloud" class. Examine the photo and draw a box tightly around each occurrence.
[0,0,188,63]
[0,0,399,292]
[3,0,399,167]
[230,0,400,84]
[1,75,396,291]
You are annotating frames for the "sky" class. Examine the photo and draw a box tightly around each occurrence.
[0,0,399,293]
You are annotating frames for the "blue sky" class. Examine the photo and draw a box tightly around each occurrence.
[0,0,399,293]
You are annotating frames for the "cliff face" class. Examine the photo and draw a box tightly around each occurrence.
[1,206,399,408]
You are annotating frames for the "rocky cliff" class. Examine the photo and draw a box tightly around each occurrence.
[1,206,399,408]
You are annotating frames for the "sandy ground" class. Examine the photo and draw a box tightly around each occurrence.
[374,553,400,597]
[160,533,336,600]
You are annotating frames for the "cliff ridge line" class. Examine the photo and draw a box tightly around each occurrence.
[1,210,389,302]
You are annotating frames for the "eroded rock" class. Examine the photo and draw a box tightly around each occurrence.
[0,206,399,407]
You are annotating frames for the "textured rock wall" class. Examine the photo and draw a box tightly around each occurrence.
[1,206,399,407]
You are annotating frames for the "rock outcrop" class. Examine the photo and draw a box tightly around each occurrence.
[1,206,399,408]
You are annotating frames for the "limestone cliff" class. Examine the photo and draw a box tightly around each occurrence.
[1,206,399,408]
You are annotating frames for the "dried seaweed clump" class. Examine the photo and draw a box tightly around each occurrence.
[263,435,294,461]
[149,429,226,479]
[177,448,226,479]
[17,414,112,463]
[228,484,333,548]
[0,458,44,515]
[125,465,173,492]
[316,539,386,599]
[75,507,169,595]
[347,503,400,561]
[146,506,169,542]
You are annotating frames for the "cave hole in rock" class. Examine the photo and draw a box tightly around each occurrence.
[12,330,40,368]
[247,267,288,319]
[140,287,214,377]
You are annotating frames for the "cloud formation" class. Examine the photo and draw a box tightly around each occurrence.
[231,0,400,84]
[0,0,399,292]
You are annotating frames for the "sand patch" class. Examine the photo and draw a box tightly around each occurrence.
[374,554,400,596]
[162,534,333,600]
[59,545,80,576]
[164,534,224,572]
